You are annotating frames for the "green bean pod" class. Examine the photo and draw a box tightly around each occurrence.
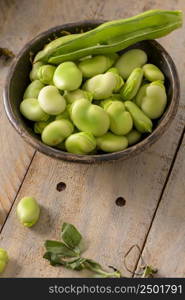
[124,101,153,133]
[65,132,96,154]
[35,10,182,64]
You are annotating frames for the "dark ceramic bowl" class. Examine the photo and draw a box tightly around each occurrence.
[3,21,180,164]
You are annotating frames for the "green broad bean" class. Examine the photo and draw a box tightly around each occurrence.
[78,54,117,78]
[65,132,96,154]
[20,98,49,122]
[53,61,82,91]
[96,132,128,152]
[83,72,117,100]
[143,64,165,82]
[0,248,9,274]
[136,81,167,119]
[113,73,124,92]
[30,62,44,81]
[34,116,55,134]
[135,83,150,107]
[71,99,110,137]
[38,85,66,115]
[107,67,120,75]
[23,80,44,99]
[102,100,133,135]
[55,109,70,120]
[121,68,143,101]
[125,129,142,146]
[64,89,93,104]
[115,49,147,79]
[124,101,153,133]
[38,65,56,84]
[41,119,74,146]
[16,197,40,227]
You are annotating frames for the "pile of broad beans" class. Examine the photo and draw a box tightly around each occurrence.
[20,48,167,154]
[19,10,182,155]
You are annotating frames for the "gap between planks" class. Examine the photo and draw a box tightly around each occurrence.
[0,151,36,234]
[132,125,185,277]
[1,126,185,249]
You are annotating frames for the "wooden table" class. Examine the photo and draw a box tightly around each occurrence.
[0,0,185,278]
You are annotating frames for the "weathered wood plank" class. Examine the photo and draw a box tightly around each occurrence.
[0,0,35,229]
[136,131,185,277]
[0,0,185,277]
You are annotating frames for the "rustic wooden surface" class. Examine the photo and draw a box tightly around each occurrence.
[0,0,184,278]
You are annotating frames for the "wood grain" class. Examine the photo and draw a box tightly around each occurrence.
[0,0,185,277]
[136,131,185,277]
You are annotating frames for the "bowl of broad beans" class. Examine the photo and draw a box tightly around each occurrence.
[4,10,182,163]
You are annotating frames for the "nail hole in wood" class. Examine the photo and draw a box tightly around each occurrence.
[115,197,126,206]
[56,182,66,191]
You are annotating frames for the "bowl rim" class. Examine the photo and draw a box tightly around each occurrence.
[3,20,180,164]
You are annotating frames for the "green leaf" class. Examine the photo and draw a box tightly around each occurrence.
[44,240,78,257]
[61,223,82,249]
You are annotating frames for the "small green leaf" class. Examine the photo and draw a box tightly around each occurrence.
[61,223,82,249]
[142,265,158,278]
[44,240,78,257]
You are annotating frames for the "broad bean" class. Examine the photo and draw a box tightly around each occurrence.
[64,89,93,104]
[41,119,74,146]
[115,49,147,79]
[125,129,142,146]
[38,85,66,115]
[71,99,110,136]
[78,54,117,78]
[23,80,44,99]
[102,100,133,135]
[20,98,49,122]
[30,62,44,81]
[143,64,165,82]
[38,65,56,84]
[83,72,117,100]
[0,248,8,274]
[53,61,82,91]
[136,81,167,119]
[65,132,96,154]
[96,132,128,152]
[121,68,143,100]
[16,197,40,227]
[124,101,153,133]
